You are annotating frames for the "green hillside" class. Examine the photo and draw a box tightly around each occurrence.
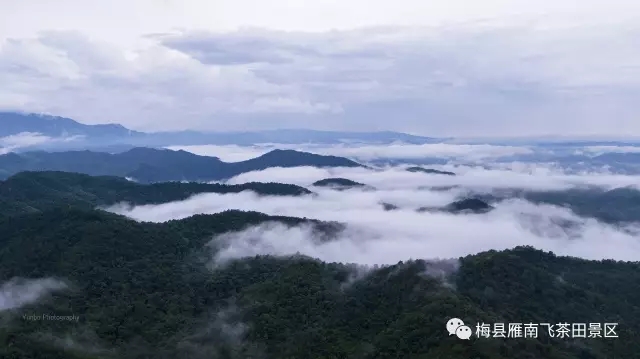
[0,171,638,358]
[0,171,310,216]
[0,207,637,358]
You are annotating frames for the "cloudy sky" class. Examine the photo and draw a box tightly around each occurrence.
[1,1,639,136]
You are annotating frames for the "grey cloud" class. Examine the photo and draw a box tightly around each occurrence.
[160,32,298,65]
[0,132,84,154]
[158,29,394,67]
[2,24,640,135]
[156,25,640,135]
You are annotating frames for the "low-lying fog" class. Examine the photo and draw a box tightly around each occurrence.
[109,147,640,264]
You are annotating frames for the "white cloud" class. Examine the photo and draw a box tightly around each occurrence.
[0,132,82,154]
[0,0,640,136]
[3,0,639,41]
[225,165,640,191]
[0,132,53,148]
[312,143,533,161]
[0,32,292,130]
[584,145,640,155]
[0,278,68,311]
[166,145,271,162]
[1,21,640,136]
[108,166,640,264]
[232,97,342,115]
[170,142,533,163]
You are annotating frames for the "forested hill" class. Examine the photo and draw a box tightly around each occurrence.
[0,171,311,217]
[0,207,638,358]
[0,148,364,183]
[312,177,370,189]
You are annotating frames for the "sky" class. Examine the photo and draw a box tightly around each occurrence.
[1,1,640,136]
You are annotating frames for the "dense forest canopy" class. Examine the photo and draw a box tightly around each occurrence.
[0,170,638,358]
[0,171,311,217]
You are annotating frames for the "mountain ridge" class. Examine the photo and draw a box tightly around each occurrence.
[0,111,443,149]
[0,171,312,217]
[0,147,364,183]
[1,170,640,357]
[0,206,638,358]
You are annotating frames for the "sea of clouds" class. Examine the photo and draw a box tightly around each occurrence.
[109,146,640,265]
[4,142,640,313]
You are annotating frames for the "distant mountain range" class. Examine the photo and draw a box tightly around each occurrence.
[6,111,640,150]
[7,112,640,175]
[0,147,363,183]
[0,112,443,150]
[0,112,138,139]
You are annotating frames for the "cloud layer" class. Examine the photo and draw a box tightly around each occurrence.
[0,132,82,154]
[225,165,640,191]
[169,143,535,163]
[2,20,640,136]
[108,165,640,265]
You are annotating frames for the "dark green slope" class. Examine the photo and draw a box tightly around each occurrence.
[0,209,342,359]
[0,148,364,183]
[406,166,456,176]
[446,198,493,213]
[0,171,311,216]
[0,207,638,358]
[312,178,372,190]
[417,198,493,214]
[458,247,640,358]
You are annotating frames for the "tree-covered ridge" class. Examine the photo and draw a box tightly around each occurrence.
[0,207,638,358]
[415,186,640,223]
[417,198,493,214]
[446,198,493,213]
[312,177,370,189]
[0,147,364,183]
[0,171,311,216]
[406,166,456,176]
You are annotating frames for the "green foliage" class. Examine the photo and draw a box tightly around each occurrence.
[0,207,637,358]
[1,171,639,358]
[0,171,310,216]
[312,178,370,190]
